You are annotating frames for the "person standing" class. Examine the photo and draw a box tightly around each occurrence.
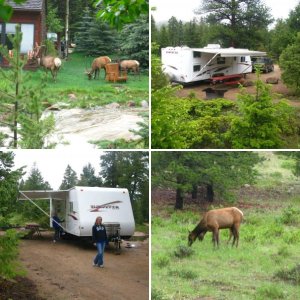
[52,213,64,243]
[92,216,108,268]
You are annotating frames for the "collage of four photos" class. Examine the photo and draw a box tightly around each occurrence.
[1,0,300,299]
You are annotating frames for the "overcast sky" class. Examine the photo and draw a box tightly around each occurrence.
[12,150,104,190]
[151,0,300,23]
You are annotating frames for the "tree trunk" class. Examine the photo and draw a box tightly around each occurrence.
[206,184,214,202]
[175,187,184,210]
[191,184,197,199]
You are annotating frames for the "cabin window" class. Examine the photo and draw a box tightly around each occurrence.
[69,202,73,213]
[241,56,246,62]
[193,64,201,72]
[0,23,34,53]
[193,51,201,58]
[217,57,226,64]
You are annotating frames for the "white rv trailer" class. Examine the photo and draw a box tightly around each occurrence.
[161,44,266,84]
[18,186,135,245]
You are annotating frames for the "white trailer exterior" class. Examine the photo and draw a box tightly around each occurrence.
[161,44,266,84]
[19,186,135,240]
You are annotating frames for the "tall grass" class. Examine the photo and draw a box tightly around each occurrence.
[152,203,300,299]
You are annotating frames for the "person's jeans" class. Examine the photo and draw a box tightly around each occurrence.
[94,241,106,266]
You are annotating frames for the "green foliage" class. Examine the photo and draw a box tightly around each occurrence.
[280,33,300,94]
[153,253,170,268]
[255,284,284,300]
[173,245,194,258]
[230,77,295,148]
[119,15,149,67]
[78,163,102,187]
[275,264,300,285]
[74,7,117,56]
[59,165,78,190]
[46,3,64,33]
[0,0,26,21]
[0,229,24,279]
[93,0,148,30]
[278,206,300,225]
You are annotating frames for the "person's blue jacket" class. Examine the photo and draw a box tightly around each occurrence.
[92,224,107,243]
[52,216,62,229]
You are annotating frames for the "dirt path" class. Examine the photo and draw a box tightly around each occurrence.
[19,232,149,300]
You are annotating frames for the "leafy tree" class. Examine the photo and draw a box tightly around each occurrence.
[0,152,24,226]
[60,165,78,189]
[279,33,300,94]
[196,0,273,47]
[78,163,102,187]
[119,14,149,67]
[93,0,149,30]
[0,0,26,21]
[152,152,261,209]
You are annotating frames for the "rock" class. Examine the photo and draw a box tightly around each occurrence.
[242,80,254,87]
[244,184,251,188]
[48,104,61,111]
[127,101,136,107]
[105,102,120,109]
[68,93,77,100]
[140,100,148,108]
[266,77,279,84]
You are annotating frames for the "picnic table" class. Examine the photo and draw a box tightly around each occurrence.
[211,74,243,85]
[25,223,42,238]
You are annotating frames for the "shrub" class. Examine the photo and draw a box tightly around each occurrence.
[0,229,24,279]
[275,264,300,284]
[277,245,290,258]
[154,253,170,268]
[151,287,168,300]
[168,268,198,280]
[173,245,194,258]
[279,206,300,225]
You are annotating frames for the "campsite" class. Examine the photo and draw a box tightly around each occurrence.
[0,0,149,149]
[151,151,300,300]
[151,0,300,149]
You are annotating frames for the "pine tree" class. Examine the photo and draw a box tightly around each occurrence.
[78,163,102,187]
[60,165,78,189]
[74,7,117,56]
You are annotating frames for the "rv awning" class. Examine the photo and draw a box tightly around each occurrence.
[192,48,266,57]
[18,190,68,201]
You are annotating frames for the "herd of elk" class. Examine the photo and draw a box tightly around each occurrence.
[188,207,244,248]
[12,42,141,83]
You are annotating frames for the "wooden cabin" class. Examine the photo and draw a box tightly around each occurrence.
[0,0,46,69]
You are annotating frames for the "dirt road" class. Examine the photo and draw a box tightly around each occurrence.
[19,232,149,300]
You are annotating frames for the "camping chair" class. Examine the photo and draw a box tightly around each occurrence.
[105,63,127,83]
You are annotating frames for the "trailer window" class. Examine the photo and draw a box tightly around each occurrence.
[193,51,201,58]
[193,65,201,72]
[241,56,246,62]
[217,57,226,64]
[69,202,73,213]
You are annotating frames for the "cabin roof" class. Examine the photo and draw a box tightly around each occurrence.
[7,0,43,11]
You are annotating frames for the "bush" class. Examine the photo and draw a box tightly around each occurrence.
[275,264,300,284]
[279,206,300,225]
[151,287,168,300]
[168,268,198,280]
[154,253,170,268]
[173,245,194,258]
[0,229,24,279]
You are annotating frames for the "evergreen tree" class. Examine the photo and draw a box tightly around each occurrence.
[119,14,149,67]
[74,7,116,56]
[0,152,24,225]
[78,163,102,187]
[60,165,78,189]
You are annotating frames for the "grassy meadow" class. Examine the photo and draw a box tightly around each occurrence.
[1,52,149,108]
[152,154,300,300]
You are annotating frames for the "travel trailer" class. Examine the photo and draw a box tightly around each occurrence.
[19,186,135,251]
[161,44,266,84]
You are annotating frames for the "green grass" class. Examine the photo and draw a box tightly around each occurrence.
[2,52,149,107]
[152,200,300,299]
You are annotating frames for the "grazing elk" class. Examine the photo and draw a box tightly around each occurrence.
[85,56,111,80]
[34,44,62,82]
[188,207,244,248]
[120,60,140,75]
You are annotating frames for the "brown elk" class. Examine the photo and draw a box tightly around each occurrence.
[85,56,111,80]
[188,207,244,248]
[120,60,140,75]
[34,44,62,82]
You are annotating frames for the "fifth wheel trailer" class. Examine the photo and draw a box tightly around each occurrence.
[161,44,266,84]
[19,186,135,251]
